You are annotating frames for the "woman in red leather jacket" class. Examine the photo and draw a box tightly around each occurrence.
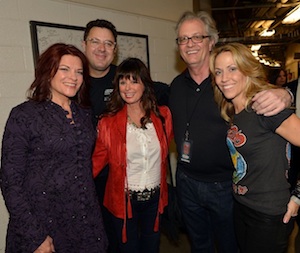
[92,57,173,253]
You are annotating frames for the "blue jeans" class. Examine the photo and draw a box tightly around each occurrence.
[176,169,238,253]
[111,191,160,253]
[234,200,294,253]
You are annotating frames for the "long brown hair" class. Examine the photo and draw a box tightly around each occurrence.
[28,43,90,107]
[105,57,163,128]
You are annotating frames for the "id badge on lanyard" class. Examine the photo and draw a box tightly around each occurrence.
[180,79,207,164]
[180,127,193,164]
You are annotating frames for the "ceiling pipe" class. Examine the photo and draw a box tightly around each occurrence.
[218,31,300,45]
[211,2,299,11]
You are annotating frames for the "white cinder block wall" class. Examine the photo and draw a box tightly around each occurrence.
[0,0,192,251]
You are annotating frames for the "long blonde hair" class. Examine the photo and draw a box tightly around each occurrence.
[209,42,276,123]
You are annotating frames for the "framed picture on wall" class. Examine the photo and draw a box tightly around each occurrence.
[29,21,150,68]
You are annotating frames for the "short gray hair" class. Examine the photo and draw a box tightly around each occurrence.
[175,11,219,47]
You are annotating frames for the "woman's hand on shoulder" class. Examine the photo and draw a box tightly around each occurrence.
[283,197,299,223]
[34,236,55,253]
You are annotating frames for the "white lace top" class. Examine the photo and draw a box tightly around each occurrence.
[126,122,161,191]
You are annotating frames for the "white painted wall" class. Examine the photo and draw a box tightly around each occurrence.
[0,0,192,251]
[64,0,191,22]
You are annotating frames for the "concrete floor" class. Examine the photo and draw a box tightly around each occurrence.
[159,231,190,253]
[159,223,300,253]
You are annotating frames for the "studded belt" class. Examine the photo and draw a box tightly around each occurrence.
[128,186,160,201]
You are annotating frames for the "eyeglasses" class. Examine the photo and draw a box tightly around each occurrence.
[86,38,116,49]
[176,35,210,45]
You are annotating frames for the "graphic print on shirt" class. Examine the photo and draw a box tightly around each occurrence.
[227,125,248,195]
[104,88,113,102]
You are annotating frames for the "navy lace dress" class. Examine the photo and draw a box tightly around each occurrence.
[0,100,108,253]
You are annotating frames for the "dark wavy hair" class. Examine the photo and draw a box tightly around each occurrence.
[105,57,163,129]
[83,19,117,42]
[27,43,90,107]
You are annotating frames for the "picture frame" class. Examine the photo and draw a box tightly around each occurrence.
[29,21,150,68]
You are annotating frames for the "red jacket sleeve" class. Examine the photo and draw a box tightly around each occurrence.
[92,118,109,178]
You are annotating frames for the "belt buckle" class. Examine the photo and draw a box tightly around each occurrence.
[137,190,151,201]
[128,187,159,201]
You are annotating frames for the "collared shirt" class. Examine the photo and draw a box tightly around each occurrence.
[169,70,234,182]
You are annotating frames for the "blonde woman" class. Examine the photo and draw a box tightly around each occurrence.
[210,42,300,253]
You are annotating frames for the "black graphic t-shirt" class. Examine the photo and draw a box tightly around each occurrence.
[227,108,293,215]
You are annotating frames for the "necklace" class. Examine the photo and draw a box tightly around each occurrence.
[127,115,141,128]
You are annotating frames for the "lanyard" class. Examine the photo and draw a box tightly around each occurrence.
[184,78,209,140]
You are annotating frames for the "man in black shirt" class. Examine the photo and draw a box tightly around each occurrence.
[82,19,118,253]
[82,19,118,127]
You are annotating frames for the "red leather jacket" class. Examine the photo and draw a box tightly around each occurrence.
[92,105,173,242]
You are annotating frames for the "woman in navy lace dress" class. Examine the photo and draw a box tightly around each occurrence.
[0,43,107,253]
